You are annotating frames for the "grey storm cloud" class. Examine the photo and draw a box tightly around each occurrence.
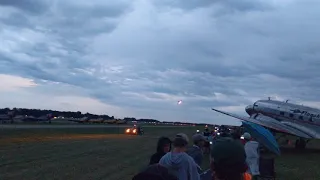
[155,0,270,12]
[1,0,320,124]
[0,0,49,14]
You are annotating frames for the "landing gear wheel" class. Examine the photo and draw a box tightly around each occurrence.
[295,139,306,150]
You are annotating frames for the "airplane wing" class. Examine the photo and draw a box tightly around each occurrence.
[211,108,313,139]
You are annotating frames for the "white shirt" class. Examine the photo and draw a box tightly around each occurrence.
[244,141,260,175]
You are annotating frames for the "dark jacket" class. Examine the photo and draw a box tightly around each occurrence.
[132,164,178,180]
[203,131,210,137]
[186,145,203,168]
[149,137,172,165]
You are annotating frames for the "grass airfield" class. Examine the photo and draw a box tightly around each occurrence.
[0,125,319,180]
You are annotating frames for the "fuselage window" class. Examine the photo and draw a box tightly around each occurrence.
[280,111,284,116]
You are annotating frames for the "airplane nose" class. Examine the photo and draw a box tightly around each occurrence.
[245,105,254,115]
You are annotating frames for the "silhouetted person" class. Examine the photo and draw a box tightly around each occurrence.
[149,137,172,165]
[242,132,260,179]
[232,128,241,140]
[210,137,252,180]
[203,128,210,137]
[136,125,143,135]
[187,134,206,168]
[159,133,200,180]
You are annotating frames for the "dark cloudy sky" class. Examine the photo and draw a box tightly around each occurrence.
[1,0,320,125]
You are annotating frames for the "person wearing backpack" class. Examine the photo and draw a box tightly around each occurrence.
[159,133,200,180]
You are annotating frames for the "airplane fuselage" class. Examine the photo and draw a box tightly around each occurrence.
[245,100,320,138]
[246,100,320,124]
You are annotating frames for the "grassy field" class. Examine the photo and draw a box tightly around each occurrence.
[0,125,319,180]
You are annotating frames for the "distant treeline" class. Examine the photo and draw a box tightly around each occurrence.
[0,108,215,125]
[0,108,160,123]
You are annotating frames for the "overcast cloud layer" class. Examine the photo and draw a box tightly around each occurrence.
[1,0,320,125]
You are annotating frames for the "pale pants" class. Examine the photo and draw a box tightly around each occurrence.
[246,157,260,176]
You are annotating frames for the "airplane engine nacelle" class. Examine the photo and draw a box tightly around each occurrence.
[245,105,254,115]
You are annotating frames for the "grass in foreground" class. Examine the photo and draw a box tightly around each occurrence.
[0,126,319,180]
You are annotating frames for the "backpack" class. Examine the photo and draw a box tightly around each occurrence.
[132,164,178,180]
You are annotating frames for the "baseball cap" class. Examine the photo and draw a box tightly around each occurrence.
[210,137,246,168]
[242,132,251,140]
[175,133,189,143]
[192,134,206,143]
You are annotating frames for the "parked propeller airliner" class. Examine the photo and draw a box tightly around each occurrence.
[212,98,320,149]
